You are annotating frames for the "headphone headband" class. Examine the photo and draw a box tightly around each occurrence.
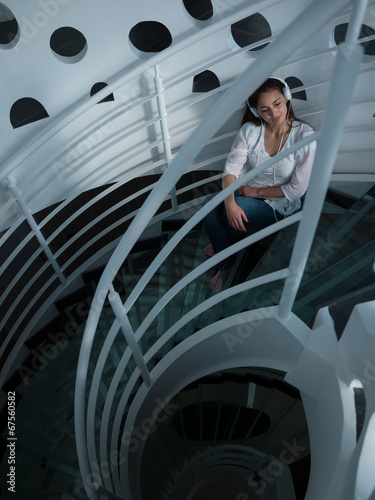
[248,77,292,118]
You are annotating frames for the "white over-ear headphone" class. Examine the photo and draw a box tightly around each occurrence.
[248,77,292,118]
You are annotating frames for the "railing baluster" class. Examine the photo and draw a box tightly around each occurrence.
[1,175,67,286]
[154,64,178,211]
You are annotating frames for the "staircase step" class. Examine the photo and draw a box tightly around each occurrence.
[314,283,375,339]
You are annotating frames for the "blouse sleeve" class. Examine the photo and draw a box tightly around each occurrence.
[222,125,250,179]
[281,125,316,202]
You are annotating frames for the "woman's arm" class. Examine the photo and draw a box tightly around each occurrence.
[223,174,249,232]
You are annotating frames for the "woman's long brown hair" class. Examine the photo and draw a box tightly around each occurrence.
[241,78,299,127]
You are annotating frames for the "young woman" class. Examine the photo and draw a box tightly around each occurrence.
[203,77,316,292]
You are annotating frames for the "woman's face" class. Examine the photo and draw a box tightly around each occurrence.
[256,89,288,125]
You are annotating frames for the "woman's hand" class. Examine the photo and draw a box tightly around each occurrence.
[237,185,259,198]
[225,201,249,232]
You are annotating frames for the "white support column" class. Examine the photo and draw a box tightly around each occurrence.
[154,65,178,211]
[108,286,152,387]
[1,176,67,286]
[277,39,364,320]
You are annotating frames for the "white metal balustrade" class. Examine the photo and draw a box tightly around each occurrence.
[0,0,373,499]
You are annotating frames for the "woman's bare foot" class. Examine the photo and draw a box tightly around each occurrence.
[204,244,215,257]
[210,268,230,292]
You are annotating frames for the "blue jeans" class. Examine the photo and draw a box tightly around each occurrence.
[202,192,284,270]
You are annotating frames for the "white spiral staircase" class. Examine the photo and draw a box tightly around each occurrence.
[0,0,375,499]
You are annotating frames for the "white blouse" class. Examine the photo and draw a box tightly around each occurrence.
[223,120,316,215]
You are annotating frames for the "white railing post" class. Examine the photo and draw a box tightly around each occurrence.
[277,43,364,319]
[154,65,178,211]
[108,286,152,387]
[92,482,123,500]
[345,0,369,46]
[1,175,67,286]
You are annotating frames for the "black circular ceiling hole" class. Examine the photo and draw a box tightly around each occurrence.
[129,21,172,53]
[231,13,271,52]
[183,0,213,22]
[0,3,19,46]
[50,26,87,58]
